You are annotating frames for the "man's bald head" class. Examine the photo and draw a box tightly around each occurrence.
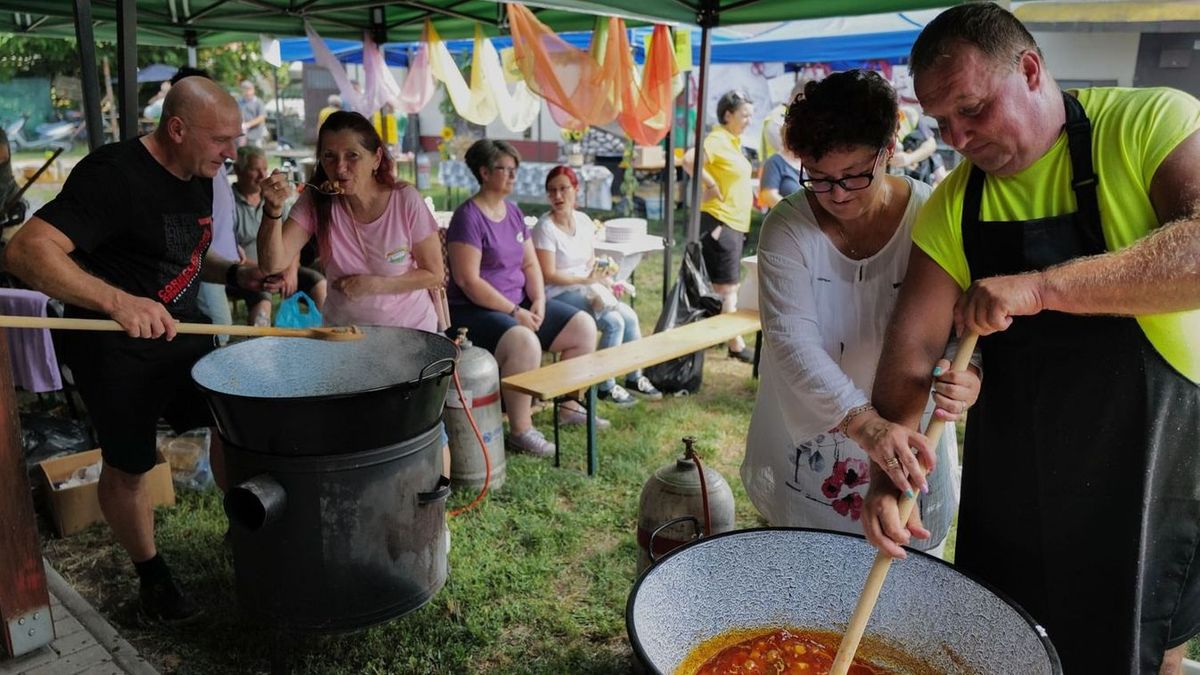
[160,76,237,127]
[153,76,241,179]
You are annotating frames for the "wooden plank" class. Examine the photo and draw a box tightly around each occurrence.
[0,328,52,657]
[503,309,760,400]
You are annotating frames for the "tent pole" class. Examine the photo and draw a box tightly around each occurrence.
[116,0,138,141]
[686,19,713,244]
[72,0,104,151]
[662,90,676,306]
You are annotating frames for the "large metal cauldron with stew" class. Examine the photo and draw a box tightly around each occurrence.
[192,326,457,632]
[627,528,1062,674]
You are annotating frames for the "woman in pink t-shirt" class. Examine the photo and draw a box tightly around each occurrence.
[257,111,443,331]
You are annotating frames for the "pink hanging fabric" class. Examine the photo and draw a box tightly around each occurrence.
[397,23,435,115]
[305,23,367,114]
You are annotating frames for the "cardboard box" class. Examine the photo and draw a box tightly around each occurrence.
[39,449,176,537]
[633,144,665,168]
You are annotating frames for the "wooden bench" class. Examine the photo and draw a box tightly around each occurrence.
[502,309,761,475]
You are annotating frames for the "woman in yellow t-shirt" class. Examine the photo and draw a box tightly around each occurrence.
[683,90,756,362]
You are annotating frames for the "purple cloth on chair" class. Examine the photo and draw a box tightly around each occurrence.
[0,288,62,392]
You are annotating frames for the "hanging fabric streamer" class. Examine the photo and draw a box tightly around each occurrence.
[507,4,619,131]
[362,33,403,117]
[426,22,541,132]
[475,28,541,132]
[428,22,496,126]
[306,23,367,114]
[397,22,436,115]
[506,4,674,138]
[614,24,676,146]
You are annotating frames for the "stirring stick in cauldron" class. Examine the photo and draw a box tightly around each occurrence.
[830,332,979,675]
[0,315,366,342]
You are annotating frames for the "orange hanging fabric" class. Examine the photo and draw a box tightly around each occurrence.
[507,4,619,130]
[613,24,677,146]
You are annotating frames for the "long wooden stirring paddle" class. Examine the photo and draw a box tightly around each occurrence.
[0,315,365,341]
[830,332,980,675]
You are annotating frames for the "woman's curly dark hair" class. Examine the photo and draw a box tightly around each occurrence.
[782,69,898,162]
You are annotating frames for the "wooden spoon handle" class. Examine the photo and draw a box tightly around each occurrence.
[830,332,980,675]
[0,315,332,339]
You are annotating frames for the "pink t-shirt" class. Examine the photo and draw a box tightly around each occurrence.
[290,183,439,331]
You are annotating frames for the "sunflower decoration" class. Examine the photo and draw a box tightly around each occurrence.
[438,126,457,160]
[560,128,586,143]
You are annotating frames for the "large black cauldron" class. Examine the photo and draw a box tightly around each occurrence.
[193,325,456,455]
[192,326,457,632]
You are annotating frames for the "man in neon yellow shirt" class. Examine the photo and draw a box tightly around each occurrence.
[860,5,1200,674]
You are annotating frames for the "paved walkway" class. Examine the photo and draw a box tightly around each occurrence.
[0,562,157,675]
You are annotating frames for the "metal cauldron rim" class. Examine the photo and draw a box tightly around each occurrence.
[190,332,458,404]
[625,526,1063,675]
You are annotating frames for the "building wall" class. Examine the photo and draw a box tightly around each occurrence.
[1032,31,1141,87]
[1133,32,1200,97]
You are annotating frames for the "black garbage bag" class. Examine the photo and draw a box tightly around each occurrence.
[645,242,723,394]
[20,412,92,464]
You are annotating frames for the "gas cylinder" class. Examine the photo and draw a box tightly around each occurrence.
[444,328,506,490]
[416,152,432,190]
[636,437,735,574]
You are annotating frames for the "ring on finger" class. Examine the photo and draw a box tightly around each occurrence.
[884,456,900,469]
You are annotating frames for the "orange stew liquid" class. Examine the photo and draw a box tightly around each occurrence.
[693,628,884,675]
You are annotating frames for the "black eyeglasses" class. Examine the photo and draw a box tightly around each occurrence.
[801,150,884,193]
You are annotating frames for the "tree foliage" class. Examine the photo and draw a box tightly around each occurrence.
[0,36,183,82]
[0,36,289,97]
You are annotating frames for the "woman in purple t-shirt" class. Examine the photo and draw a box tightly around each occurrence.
[446,140,600,458]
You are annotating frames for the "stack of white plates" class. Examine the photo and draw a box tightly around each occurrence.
[602,218,647,243]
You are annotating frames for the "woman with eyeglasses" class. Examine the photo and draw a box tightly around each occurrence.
[740,70,980,554]
[682,89,756,363]
[444,139,602,458]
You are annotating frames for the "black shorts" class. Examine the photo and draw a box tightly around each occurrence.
[446,298,582,353]
[56,330,216,474]
[229,266,325,306]
[700,212,747,285]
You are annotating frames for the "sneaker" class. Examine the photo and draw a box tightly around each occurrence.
[625,375,663,400]
[728,347,756,364]
[597,384,637,407]
[139,576,202,626]
[557,406,612,428]
[506,427,556,457]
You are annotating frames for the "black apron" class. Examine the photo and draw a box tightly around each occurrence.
[955,92,1200,674]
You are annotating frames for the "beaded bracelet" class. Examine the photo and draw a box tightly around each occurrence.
[837,403,876,436]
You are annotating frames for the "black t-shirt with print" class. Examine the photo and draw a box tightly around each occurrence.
[35,138,214,322]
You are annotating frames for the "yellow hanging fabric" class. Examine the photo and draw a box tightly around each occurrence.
[426,21,541,132]
[428,22,496,125]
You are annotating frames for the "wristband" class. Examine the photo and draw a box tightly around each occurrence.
[263,209,283,220]
[225,263,241,290]
[509,304,520,317]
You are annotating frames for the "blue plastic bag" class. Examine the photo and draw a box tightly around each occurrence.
[274,291,323,329]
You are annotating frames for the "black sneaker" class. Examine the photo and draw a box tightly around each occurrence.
[139,575,202,626]
[728,347,756,364]
[625,375,663,400]
[597,384,637,407]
